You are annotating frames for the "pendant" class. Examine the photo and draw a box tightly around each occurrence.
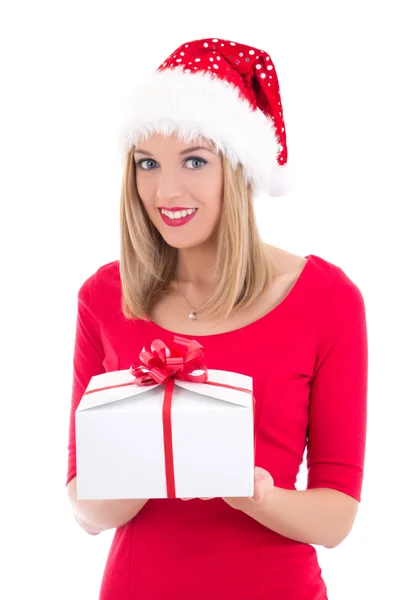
[189,311,197,320]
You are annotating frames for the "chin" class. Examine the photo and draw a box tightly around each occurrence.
[161,233,212,250]
[163,239,201,250]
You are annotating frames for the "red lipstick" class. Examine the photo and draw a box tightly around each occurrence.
[158,207,198,227]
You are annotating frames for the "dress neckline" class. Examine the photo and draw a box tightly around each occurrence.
[145,254,314,340]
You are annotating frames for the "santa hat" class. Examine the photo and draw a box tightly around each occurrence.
[119,37,290,197]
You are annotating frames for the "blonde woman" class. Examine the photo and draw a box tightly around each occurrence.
[66,37,368,600]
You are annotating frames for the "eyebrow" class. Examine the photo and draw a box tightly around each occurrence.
[134,145,216,157]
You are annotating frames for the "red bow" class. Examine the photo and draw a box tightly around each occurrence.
[129,335,208,386]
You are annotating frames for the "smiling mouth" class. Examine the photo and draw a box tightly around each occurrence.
[158,207,198,227]
[159,208,197,219]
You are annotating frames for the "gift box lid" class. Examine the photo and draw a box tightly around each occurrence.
[77,368,253,412]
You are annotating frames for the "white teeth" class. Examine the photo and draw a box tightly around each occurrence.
[160,208,196,219]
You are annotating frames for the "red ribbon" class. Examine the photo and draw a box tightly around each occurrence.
[84,335,254,498]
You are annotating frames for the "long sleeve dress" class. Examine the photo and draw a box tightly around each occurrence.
[66,253,368,600]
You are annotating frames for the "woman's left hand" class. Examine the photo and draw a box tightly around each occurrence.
[181,466,274,510]
[222,466,274,510]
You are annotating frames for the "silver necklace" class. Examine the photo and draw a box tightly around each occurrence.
[175,280,213,320]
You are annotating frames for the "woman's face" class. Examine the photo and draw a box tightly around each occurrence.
[133,134,224,249]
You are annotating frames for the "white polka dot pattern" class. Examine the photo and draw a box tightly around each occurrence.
[159,38,276,95]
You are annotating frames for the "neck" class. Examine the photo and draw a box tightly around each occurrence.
[174,241,219,286]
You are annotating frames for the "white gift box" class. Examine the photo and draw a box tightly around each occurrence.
[75,368,254,500]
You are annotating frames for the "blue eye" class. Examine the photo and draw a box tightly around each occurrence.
[185,157,208,169]
[135,156,207,170]
[136,159,157,170]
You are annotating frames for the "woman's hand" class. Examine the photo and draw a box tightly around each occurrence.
[181,466,274,509]
[222,466,274,510]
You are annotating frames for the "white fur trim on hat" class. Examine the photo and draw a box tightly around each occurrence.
[118,66,289,197]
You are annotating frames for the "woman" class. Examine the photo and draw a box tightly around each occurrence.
[66,37,368,599]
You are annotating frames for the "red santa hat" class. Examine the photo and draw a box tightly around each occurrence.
[119,37,290,197]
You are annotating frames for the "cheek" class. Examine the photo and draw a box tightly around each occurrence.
[208,182,224,217]
[135,175,148,201]
[135,178,155,215]
[134,179,151,213]
[197,172,223,207]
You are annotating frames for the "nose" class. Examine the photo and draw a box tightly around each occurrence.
[155,168,185,203]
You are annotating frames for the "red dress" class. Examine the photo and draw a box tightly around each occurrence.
[66,254,368,599]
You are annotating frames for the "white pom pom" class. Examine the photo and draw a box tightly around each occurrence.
[266,163,291,197]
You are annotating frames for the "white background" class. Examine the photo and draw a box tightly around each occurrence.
[1,1,399,598]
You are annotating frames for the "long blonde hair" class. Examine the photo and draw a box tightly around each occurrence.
[119,144,275,321]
